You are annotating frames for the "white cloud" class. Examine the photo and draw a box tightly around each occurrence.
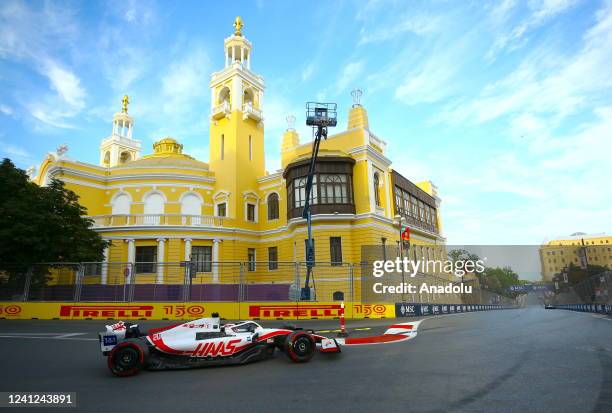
[0,139,35,165]
[23,59,87,130]
[160,48,210,117]
[358,12,440,45]
[486,0,580,60]
[134,47,211,142]
[301,62,315,81]
[0,2,85,129]
[335,61,364,94]
[0,0,78,60]
[42,60,85,108]
[0,104,13,117]
[438,3,612,126]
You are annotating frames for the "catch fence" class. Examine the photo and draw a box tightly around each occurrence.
[0,261,515,306]
[554,270,612,305]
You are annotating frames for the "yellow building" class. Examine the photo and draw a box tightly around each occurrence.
[540,233,612,281]
[33,18,446,301]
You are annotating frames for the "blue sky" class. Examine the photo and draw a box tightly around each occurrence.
[1,0,611,245]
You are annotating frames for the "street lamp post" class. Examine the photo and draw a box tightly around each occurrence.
[395,213,406,302]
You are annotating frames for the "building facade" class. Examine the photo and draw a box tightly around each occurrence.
[540,233,612,282]
[34,18,447,300]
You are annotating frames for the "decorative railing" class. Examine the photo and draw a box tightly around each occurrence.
[87,214,228,228]
[211,101,231,120]
[242,102,262,121]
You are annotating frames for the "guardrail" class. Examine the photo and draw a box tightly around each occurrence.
[554,303,612,314]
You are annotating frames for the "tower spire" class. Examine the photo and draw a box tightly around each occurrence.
[99,94,141,167]
[122,95,130,113]
[233,16,243,36]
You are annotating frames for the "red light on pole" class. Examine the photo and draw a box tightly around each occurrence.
[402,226,410,241]
[402,226,410,249]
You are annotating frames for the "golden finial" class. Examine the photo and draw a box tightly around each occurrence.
[121,95,129,113]
[233,16,243,36]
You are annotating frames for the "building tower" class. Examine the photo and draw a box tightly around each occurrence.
[99,95,142,167]
[209,17,265,222]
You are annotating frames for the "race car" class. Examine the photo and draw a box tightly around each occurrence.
[99,314,341,377]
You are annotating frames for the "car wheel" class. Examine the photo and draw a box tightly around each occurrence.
[108,339,148,377]
[284,331,315,363]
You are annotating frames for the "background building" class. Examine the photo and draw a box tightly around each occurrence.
[540,233,612,281]
[33,18,446,300]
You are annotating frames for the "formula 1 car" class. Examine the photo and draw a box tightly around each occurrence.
[99,314,341,376]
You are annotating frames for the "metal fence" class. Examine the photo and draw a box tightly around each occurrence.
[0,261,516,306]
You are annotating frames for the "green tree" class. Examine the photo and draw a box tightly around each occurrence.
[0,159,108,288]
[481,266,521,297]
[563,262,608,285]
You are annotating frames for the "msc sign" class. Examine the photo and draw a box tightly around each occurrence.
[510,284,554,292]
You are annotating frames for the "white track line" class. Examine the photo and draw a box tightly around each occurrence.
[0,333,97,341]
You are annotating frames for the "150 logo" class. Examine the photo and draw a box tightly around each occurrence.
[0,304,22,316]
[163,305,205,317]
[354,304,388,316]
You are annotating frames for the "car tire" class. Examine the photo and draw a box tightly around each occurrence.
[108,338,149,377]
[284,331,315,363]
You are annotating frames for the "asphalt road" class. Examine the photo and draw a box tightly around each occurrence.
[1,307,611,413]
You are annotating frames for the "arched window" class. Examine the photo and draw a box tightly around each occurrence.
[112,193,130,215]
[144,192,165,224]
[373,172,381,207]
[267,193,279,220]
[181,193,202,225]
[119,151,131,164]
[103,151,110,166]
[243,88,254,106]
[218,87,231,105]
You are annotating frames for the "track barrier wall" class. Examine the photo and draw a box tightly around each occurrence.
[0,302,395,320]
[554,304,612,314]
[394,303,506,317]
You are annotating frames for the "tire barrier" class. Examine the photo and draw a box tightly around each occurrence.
[554,304,612,314]
[395,303,506,317]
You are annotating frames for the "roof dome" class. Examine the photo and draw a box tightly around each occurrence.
[153,137,183,155]
[116,136,209,170]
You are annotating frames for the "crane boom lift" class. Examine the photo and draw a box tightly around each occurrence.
[301,103,337,300]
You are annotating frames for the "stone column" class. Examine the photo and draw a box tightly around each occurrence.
[367,160,375,213]
[125,239,135,284]
[156,238,166,284]
[101,245,109,285]
[212,238,220,283]
[184,238,192,262]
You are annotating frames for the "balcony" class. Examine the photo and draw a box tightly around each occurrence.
[242,102,263,122]
[88,214,229,228]
[211,101,231,120]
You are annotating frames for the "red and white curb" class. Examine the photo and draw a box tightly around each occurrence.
[335,320,422,346]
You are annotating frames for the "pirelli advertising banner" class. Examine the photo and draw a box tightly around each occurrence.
[0,302,395,320]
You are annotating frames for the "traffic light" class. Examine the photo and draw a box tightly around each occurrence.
[401,226,410,249]
[401,226,410,241]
